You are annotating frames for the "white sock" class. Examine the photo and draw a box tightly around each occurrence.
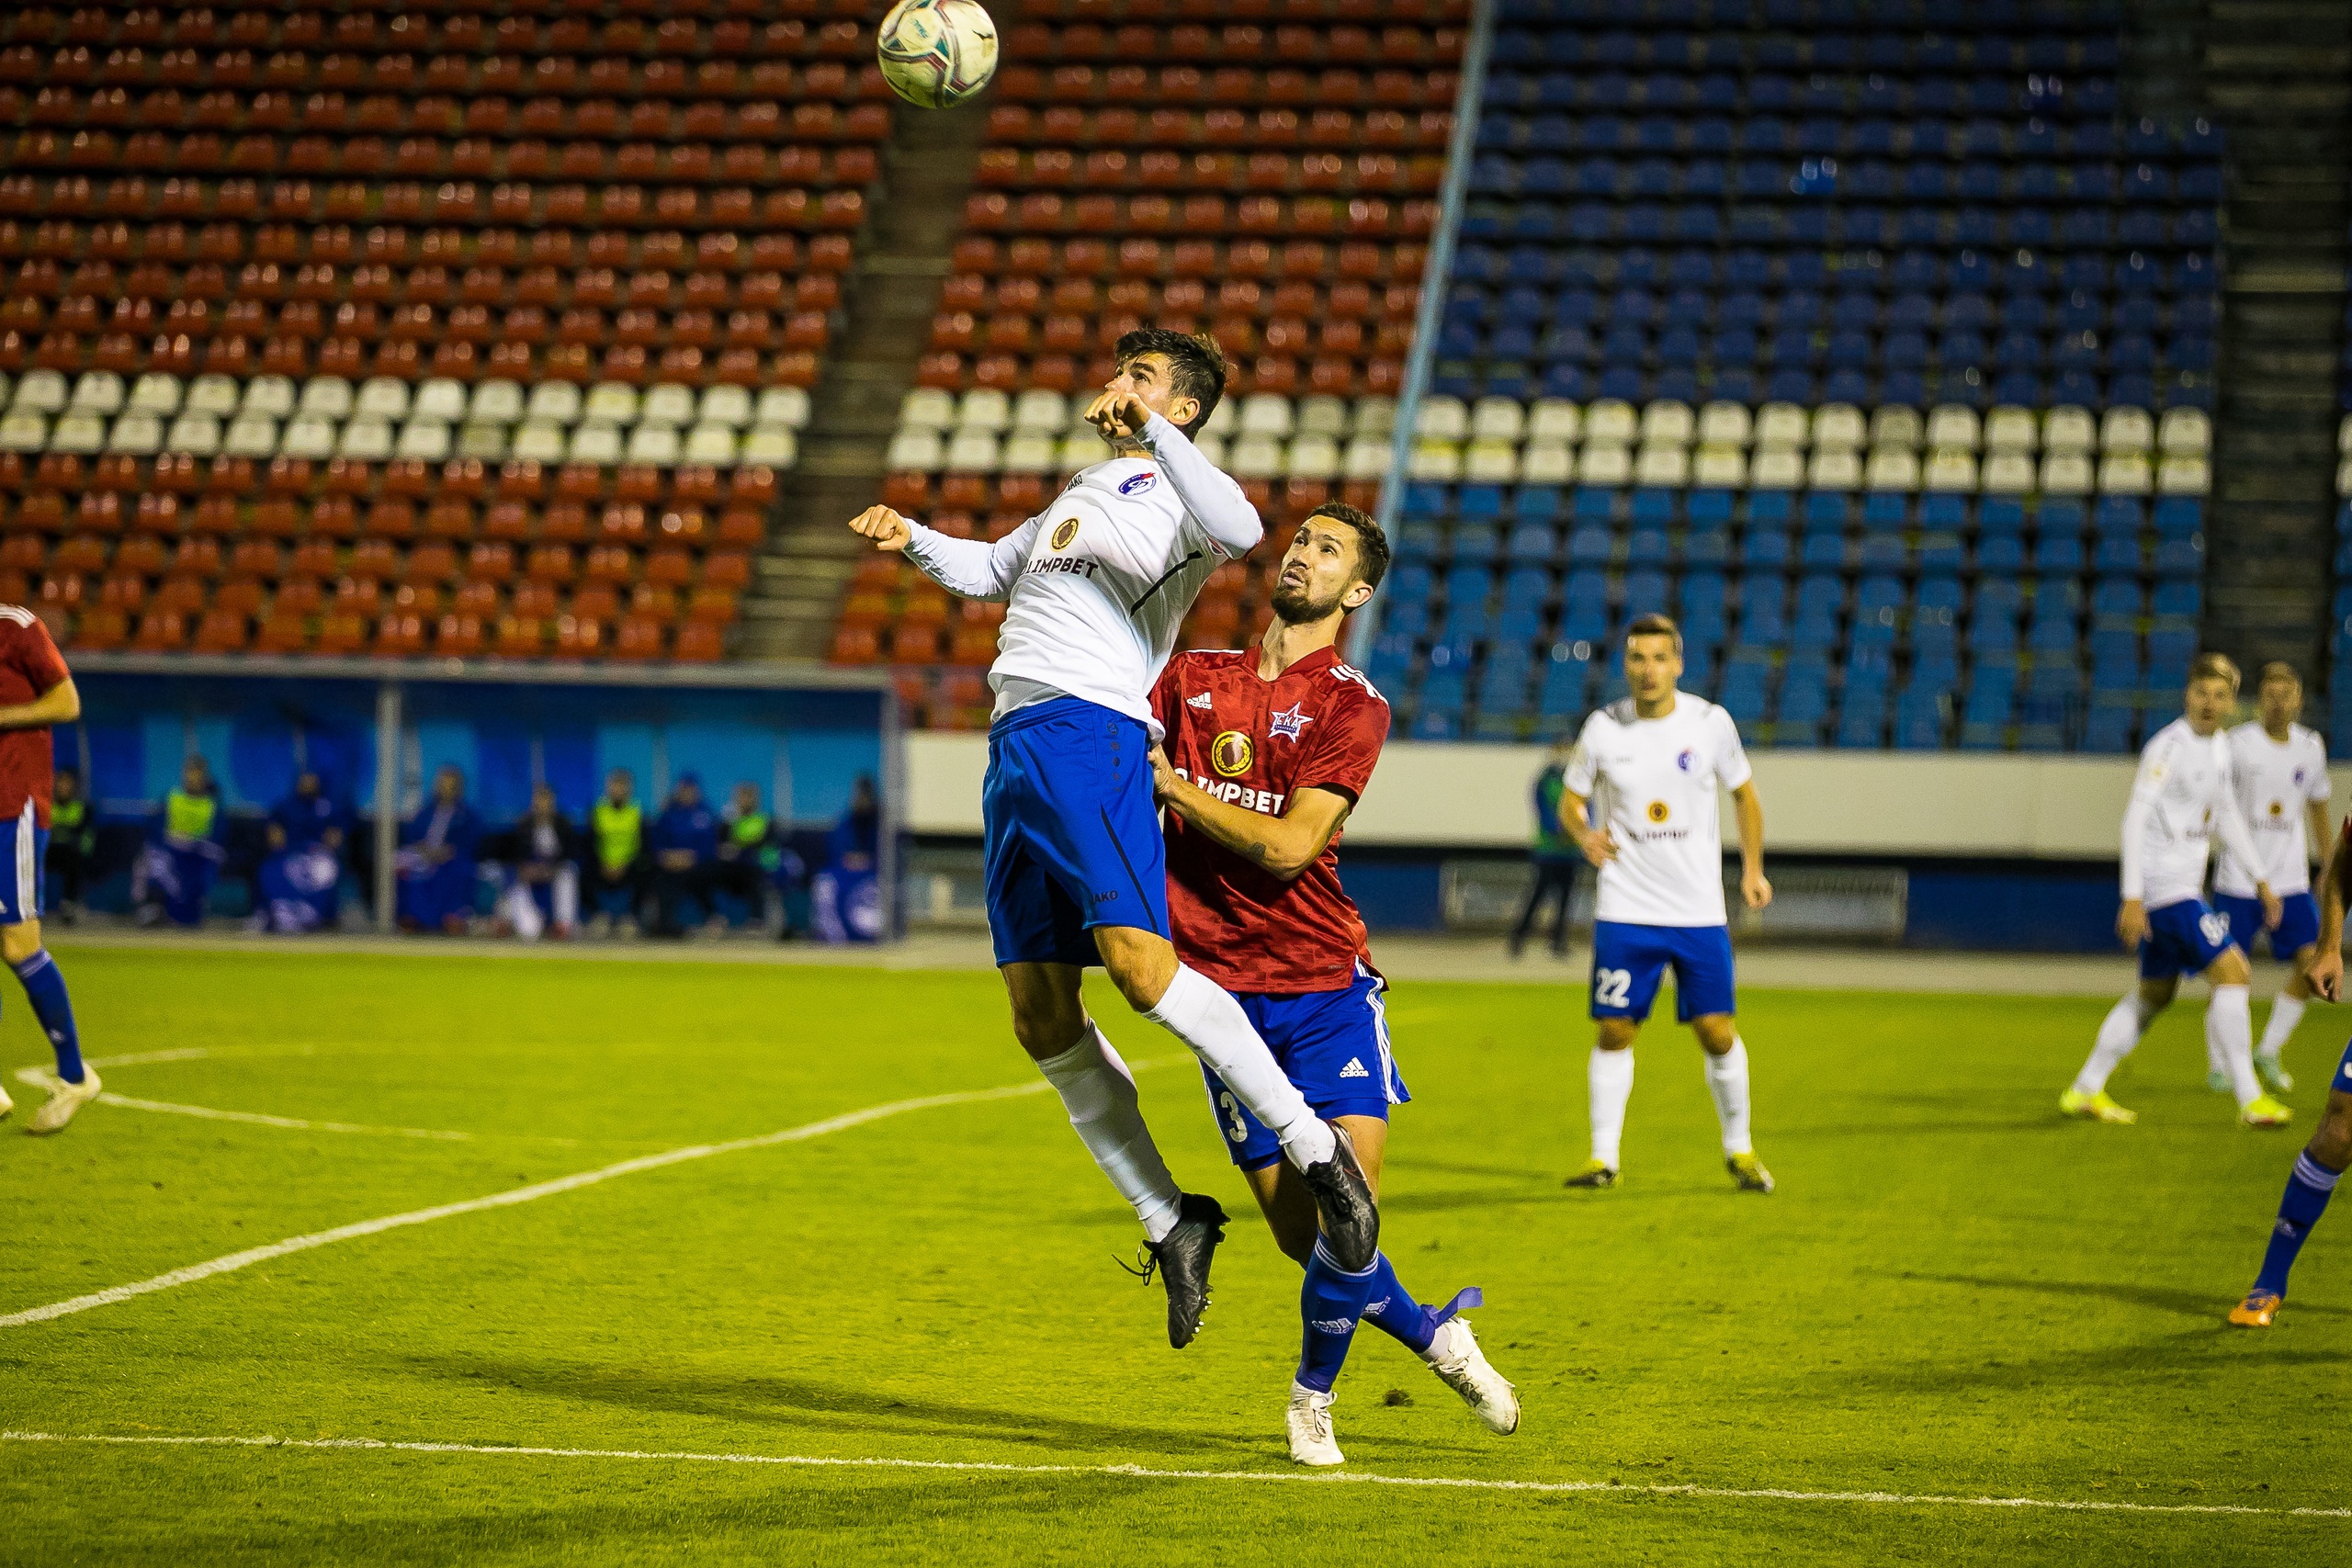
[1589,1045,1634,1168]
[2209,984,2260,1109]
[2073,992,2155,1096]
[1036,1025,1184,1243]
[1146,964,1336,1170]
[1704,1039,1753,1156]
[2257,995,2306,1062]
[2204,1017,2226,1077]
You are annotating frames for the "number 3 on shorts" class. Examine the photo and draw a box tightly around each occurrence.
[1593,967,1633,1008]
[2199,911,2231,947]
[1218,1090,1249,1144]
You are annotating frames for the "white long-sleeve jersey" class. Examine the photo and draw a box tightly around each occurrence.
[2215,720,2331,897]
[898,412,1261,737]
[2120,716,2266,908]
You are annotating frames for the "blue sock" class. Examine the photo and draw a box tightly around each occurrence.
[1296,1240,1380,1393]
[1357,1252,1481,1355]
[13,950,82,1084]
[2254,1150,2342,1298]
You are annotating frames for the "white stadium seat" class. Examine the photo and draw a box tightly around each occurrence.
[1754,402,1808,447]
[1471,396,1526,443]
[1412,395,1468,441]
[456,423,509,461]
[2097,452,2154,494]
[1341,435,1389,480]
[1296,395,1349,438]
[2038,451,2093,494]
[639,383,696,429]
[755,386,811,429]
[1199,396,1238,436]
[1811,403,1866,451]
[1805,446,1861,491]
[945,430,1002,472]
[1583,399,1637,444]
[469,379,525,424]
[887,428,945,471]
[1284,434,1340,480]
[1748,444,1803,489]
[2157,455,2211,495]
[395,421,452,463]
[1925,405,1981,450]
[1984,406,2039,453]
[565,424,623,465]
[623,424,681,465]
[1638,399,1693,446]
[1012,389,1068,433]
[1239,393,1295,438]
[956,389,1010,433]
[2339,414,2352,454]
[0,412,45,452]
[899,387,955,431]
[1520,441,1576,485]
[1000,431,1059,473]
[297,375,352,419]
[50,412,105,455]
[2158,407,2211,456]
[741,427,797,467]
[2338,457,2352,495]
[1696,400,1751,447]
[353,376,409,421]
[1408,438,1463,481]
[2098,406,2154,454]
[9,369,66,413]
[510,422,568,463]
[1692,445,1747,487]
[683,426,740,466]
[1633,443,1688,488]
[1351,396,1397,437]
[223,413,280,458]
[1979,449,2035,492]
[166,411,223,457]
[241,375,297,420]
[526,382,582,425]
[1575,441,1632,485]
[1863,447,1920,491]
[1525,399,1579,443]
[1867,405,1922,448]
[583,382,639,425]
[69,371,125,415]
[696,385,753,430]
[106,412,164,455]
[130,372,184,415]
[1465,438,1521,483]
[1923,446,1978,491]
[2041,405,2096,455]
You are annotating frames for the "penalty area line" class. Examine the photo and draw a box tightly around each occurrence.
[0,1075,1087,1331]
[2,1433,2344,1521]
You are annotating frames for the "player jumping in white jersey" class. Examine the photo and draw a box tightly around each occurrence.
[846,329,1378,1348]
[1557,615,1776,1192]
[2212,662,2330,1097]
[2062,652,2292,1127]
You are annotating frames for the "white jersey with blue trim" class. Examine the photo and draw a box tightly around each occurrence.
[899,412,1261,739]
[2215,720,2330,898]
[2120,717,2264,909]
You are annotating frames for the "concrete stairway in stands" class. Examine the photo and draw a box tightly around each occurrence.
[737,52,1009,661]
[2188,2,2351,676]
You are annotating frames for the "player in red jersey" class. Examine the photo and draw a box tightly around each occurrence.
[1147,502,1519,1467]
[0,606,96,1134]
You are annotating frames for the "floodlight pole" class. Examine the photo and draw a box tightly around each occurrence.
[1351,0,1496,664]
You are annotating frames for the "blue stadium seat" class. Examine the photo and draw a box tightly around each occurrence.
[1776,654,1831,743]
[1567,525,1614,567]
[1961,660,2019,750]
[1838,682,1889,748]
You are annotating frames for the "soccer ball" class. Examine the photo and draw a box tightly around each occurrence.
[876,0,1000,110]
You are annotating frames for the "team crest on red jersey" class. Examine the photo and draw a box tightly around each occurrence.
[1268,703,1314,741]
[1211,730,1254,777]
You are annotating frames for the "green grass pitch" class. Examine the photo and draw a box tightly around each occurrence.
[1,947,2345,1564]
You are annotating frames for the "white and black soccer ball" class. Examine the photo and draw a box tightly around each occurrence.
[876,0,1000,110]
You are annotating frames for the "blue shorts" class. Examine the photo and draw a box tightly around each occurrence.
[1201,963,1409,1172]
[0,811,46,925]
[2138,897,2239,980]
[2333,1036,2352,1097]
[1589,920,1736,1022]
[982,697,1169,968]
[2214,891,2322,963]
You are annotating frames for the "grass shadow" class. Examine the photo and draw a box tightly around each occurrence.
[1883,1269,2352,1321]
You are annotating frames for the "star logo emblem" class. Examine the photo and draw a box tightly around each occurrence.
[1268,704,1313,741]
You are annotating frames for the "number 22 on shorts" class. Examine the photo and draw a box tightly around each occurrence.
[1593,967,1632,1008]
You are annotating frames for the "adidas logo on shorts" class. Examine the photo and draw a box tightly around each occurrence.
[1340,1057,1369,1079]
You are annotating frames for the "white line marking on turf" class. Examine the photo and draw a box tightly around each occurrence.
[10,1066,481,1142]
[2,1433,2342,1520]
[0,1074,1091,1330]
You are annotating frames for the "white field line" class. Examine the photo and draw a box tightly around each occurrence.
[0,1075,1077,1330]
[2,1432,2343,1520]
[14,1066,481,1142]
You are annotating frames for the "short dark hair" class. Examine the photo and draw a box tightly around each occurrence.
[1304,501,1389,596]
[1623,613,1683,655]
[2189,651,2240,691]
[1113,327,1227,435]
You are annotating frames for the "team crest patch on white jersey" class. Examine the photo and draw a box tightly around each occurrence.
[1269,703,1314,740]
[1186,691,1214,709]
[1118,471,1158,495]
[1340,1057,1369,1079]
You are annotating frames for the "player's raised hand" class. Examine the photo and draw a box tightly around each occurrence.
[1084,390,1152,440]
[2311,945,2342,1002]
[1742,866,1773,910]
[2115,897,2148,950]
[847,504,912,552]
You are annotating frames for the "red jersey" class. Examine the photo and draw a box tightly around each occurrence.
[0,606,67,828]
[1151,644,1390,995]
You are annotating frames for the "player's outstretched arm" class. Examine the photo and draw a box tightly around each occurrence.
[1149,747,1348,881]
[1732,779,1772,909]
[2312,818,2350,1001]
[852,503,1039,602]
[0,675,78,730]
[1091,392,1262,558]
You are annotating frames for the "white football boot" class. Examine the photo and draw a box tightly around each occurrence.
[26,1066,100,1135]
[1284,1383,1344,1467]
[0,1077,13,1120]
[1421,1316,1521,1435]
